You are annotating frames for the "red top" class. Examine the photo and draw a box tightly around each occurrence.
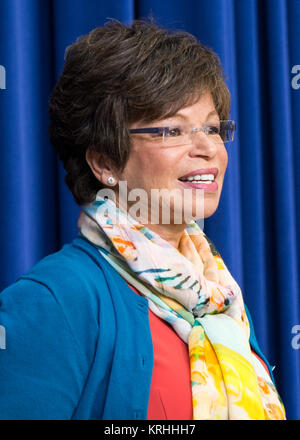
[147,298,193,420]
[127,283,269,420]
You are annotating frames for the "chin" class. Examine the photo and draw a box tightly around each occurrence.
[187,194,219,221]
[203,201,220,218]
[203,210,217,219]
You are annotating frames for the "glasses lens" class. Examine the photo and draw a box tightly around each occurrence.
[130,120,236,146]
[162,126,189,147]
[220,120,236,142]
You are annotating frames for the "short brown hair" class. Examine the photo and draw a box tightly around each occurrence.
[48,19,231,205]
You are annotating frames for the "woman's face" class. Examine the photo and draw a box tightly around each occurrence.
[117,92,228,224]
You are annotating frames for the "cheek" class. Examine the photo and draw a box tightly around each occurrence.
[120,151,161,188]
[125,148,178,183]
[219,146,228,176]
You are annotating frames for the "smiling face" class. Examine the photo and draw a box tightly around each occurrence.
[116,92,228,224]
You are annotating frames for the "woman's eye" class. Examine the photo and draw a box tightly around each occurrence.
[149,129,165,138]
[207,125,220,135]
[151,132,164,138]
[165,127,182,137]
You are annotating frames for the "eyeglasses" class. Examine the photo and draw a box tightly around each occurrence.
[129,120,236,147]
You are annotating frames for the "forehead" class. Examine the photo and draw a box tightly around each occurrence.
[169,92,217,119]
[131,92,218,128]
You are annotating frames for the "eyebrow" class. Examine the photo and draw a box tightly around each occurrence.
[174,109,219,120]
[135,109,220,129]
[161,109,219,123]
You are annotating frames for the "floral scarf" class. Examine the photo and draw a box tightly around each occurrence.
[78,194,286,420]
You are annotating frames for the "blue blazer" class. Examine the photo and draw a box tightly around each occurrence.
[0,235,274,420]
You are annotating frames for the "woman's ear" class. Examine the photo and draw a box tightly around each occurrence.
[85,149,117,186]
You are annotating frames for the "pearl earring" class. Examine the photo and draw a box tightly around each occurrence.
[107,176,116,185]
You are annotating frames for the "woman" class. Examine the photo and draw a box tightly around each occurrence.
[0,19,285,420]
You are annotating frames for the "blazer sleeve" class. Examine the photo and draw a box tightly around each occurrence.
[0,278,88,419]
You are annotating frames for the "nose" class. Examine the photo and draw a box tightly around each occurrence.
[188,130,219,159]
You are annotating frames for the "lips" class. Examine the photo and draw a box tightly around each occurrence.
[178,179,218,192]
[178,167,219,192]
[179,168,219,179]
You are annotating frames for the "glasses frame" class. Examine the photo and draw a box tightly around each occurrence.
[129,120,236,145]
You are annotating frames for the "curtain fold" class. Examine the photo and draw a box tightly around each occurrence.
[0,0,299,419]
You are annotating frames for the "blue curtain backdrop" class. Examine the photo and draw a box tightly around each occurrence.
[0,0,299,419]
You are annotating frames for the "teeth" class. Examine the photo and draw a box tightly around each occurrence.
[180,174,215,182]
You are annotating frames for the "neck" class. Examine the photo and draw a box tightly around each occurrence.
[115,194,187,250]
[141,222,187,249]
